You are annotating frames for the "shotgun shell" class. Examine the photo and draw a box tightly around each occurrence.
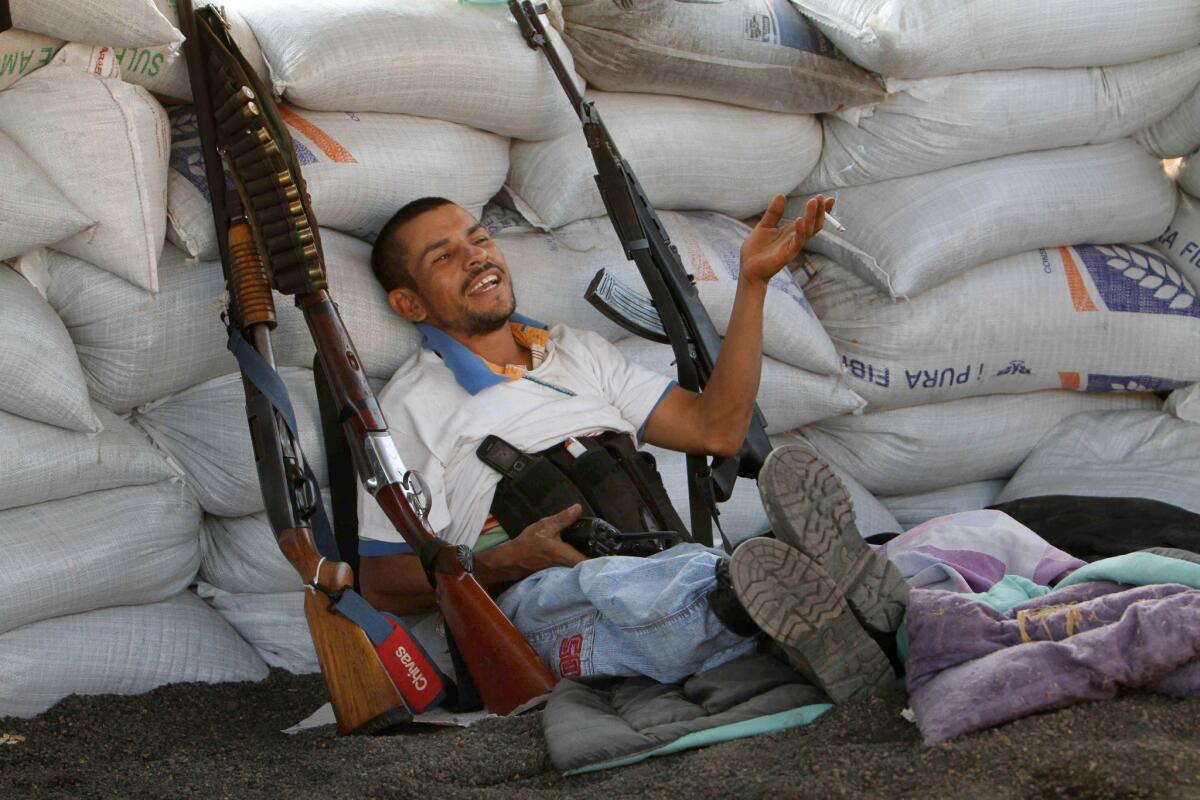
[253,200,305,225]
[214,86,255,123]
[229,128,274,159]
[244,170,293,197]
[266,226,315,254]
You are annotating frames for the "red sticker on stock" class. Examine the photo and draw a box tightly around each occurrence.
[375,618,444,713]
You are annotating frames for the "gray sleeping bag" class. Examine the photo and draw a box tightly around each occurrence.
[542,653,831,774]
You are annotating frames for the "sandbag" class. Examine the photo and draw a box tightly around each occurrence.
[0,404,175,512]
[0,591,268,719]
[1166,382,1200,424]
[0,129,92,261]
[1179,152,1200,198]
[789,0,1200,78]
[1137,81,1200,158]
[135,368,325,517]
[617,438,899,552]
[0,265,99,433]
[0,481,202,635]
[800,391,1161,496]
[615,337,862,433]
[167,105,509,260]
[196,583,319,674]
[10,0,181,49]
[232,0,583,140]
[496,212,842,376]
[802,244,1200,410]
[0,66,169,293]
[801,49,1200,191]
[507,90,822,229]
[791,140,1177,298]
[558,0,882,113]
[0,28,62,91]
[199,499,324,594]
[996,410,1200,516]
[1153,190,1200,291]
[40,234,421,411]
[880,481,1007,531]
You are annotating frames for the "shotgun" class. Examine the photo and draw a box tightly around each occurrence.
[507,0,773,548]
[178,1,555,724]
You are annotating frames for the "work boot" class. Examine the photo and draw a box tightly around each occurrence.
[758,445,909,635]
[728,537,894,703]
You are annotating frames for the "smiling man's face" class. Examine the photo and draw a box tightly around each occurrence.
[386,203,516,336]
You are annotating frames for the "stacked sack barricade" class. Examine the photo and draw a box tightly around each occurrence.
[0,0,270,718]
[780,0,1200,528]
[506,0,904,539]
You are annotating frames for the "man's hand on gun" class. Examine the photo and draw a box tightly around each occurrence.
[510,503,589,570]
[739,194,834,286]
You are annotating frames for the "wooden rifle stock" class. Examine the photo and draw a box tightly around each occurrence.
[299,292,557,716]
[179,0,410,735]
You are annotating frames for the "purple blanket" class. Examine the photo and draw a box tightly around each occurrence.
[906,582,1200,743]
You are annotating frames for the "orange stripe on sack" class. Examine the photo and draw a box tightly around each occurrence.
[278,106,357,164]
[1059,246,1097,312]
[1058,372,1082,390]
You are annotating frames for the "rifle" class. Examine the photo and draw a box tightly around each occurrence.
[178,2,555,728]
[508,1,773,548]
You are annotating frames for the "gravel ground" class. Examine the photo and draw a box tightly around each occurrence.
[2,671,1198,800]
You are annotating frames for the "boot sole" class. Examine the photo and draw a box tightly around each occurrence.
[729,538,894,704]
[759,445,909,634]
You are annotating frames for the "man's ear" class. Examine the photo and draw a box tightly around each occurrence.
[388,287,427,323]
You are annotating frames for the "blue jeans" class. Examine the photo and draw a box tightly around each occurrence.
[497,543,757,683]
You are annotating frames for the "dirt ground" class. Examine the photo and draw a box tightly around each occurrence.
[2,670,1198,800]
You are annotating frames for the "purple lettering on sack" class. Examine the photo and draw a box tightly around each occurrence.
[1074,245,1199,317]
[1085,374,1191,393]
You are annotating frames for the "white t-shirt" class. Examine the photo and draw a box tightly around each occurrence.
[357,320,675,554]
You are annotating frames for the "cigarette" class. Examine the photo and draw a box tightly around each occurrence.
[781,212,847,234]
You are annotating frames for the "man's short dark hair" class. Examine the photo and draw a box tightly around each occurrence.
[371,196,455,293]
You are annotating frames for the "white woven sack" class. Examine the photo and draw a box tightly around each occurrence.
[996,410,1200,515]
[880,480,1006,531]
[508,90,821,230]
[495,212,841,376]
[232,0,583,140]
[803,244,1200,410]
[0,591,268,719]
[559,0,883,113]
[136,368,326,517]
[0,481,202,635]
[0,28,62,91]
[1179,152,1200,198]
[10,0,182,49]
[801,390,1161,496]
[791,140,1177,298]
[615,337,863,432]
[0,265,99,433]
[167,105,509,260]
[1166,382,1200,423]
[0,66,169,293]
[802,49,1200,192]
[57,2,268,103]
[646,434,899,547]
[199,495,327,594]
[1137,81,1200,158]
[789,0,1200,79]
[1153,190,1200,291]
[0,129,92,261]
[196,583,319,674]
[40,234,421,411]
[0,404,174,512]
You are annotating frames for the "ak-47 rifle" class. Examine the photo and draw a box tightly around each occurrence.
[508,1,773,548]
[178,1,556,730]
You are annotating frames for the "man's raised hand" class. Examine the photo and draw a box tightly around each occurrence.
[739,193,834,286]
[511,503,588,571]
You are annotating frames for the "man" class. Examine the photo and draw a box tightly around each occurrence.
[357,194,908,702]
